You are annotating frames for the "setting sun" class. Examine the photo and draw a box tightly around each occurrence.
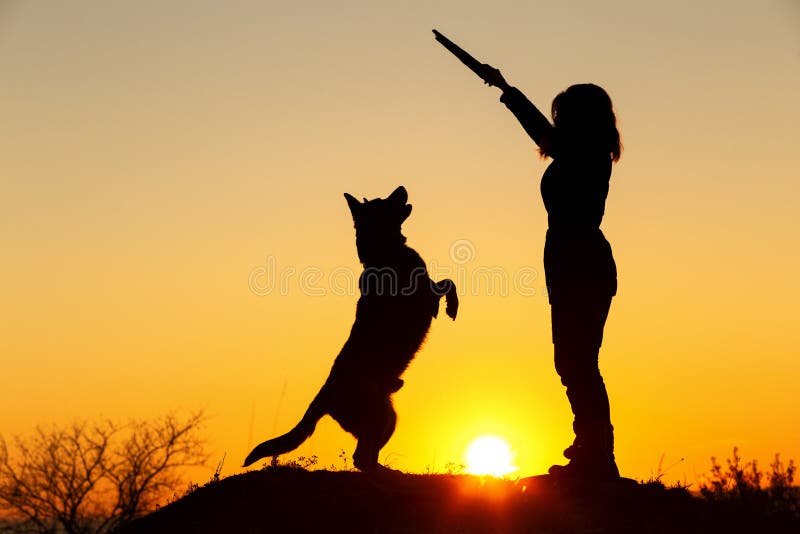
[465,435,518,477]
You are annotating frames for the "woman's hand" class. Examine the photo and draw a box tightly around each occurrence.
[480,64,509,91]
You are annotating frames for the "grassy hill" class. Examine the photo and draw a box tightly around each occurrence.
[118,466,800,533]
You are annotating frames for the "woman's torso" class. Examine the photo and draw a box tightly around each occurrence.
[541,151,617,302]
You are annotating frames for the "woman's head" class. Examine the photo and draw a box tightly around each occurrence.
[543,83,621,162]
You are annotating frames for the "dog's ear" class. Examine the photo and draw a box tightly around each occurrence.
[344,193,361,216]
[387,186,408,205]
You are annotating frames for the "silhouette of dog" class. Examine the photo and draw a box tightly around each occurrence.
[243,186,457,472]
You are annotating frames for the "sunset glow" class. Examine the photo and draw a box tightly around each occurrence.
[465,435,518,477]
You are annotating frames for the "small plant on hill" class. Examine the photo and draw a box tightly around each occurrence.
[443,461,466,475]
[699,447,799,519]
[641,454,690,493]
[264,454,319,470]
[251,448,355,472]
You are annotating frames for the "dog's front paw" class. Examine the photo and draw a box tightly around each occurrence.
[446,301,458,320]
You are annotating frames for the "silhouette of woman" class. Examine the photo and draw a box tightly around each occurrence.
[484,69,621,480]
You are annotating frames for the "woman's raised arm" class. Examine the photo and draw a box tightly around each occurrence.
[498,83,554,150]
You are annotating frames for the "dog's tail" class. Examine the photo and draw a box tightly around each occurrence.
[242,392,327,467]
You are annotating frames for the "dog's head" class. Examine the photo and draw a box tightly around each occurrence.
[344,185,412,231]
[344,186,412,263]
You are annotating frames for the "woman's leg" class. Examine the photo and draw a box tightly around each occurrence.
[550,295,618,478]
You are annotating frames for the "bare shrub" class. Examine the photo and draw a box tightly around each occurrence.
[0,411,208,533]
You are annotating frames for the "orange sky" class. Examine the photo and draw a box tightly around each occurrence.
[2,1,799,484]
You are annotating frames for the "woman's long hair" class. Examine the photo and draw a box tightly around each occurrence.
[541,83,622,162]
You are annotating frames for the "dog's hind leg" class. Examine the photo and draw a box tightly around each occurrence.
[352,398,397,472]
[378,400,397,449]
